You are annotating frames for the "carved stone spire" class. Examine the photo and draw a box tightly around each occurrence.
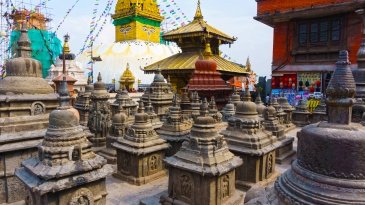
[17,22,32,58]
[326,50,356,124]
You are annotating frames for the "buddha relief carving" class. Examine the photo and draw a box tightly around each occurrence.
[149,155,159,172]
[266,153,274,176]
[180,174,192,199]
[69,188,94,205]
[31,102,45,115]
[222,175,230,199]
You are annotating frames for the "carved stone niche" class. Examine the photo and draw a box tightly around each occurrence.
[163,168,239,205]
[31,101,46,116]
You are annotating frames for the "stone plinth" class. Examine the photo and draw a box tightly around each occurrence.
[276,51,365,204]
[15,79,112,205]
[141,70,174,120]
[99,105,128,164]
[157,95,192,157]
[113,101,169,185]
[292,99,311,127]
[221,99,280,190]
[0,24,58,204]
[111,87,138,125]
[88,73,111,150]
[160,98,243,205]
[263,105,295,164]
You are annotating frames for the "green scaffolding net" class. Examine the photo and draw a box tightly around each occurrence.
[9,29,62,78]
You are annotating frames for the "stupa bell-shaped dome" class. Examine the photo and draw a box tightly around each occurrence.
[236,100,258,116]
[153,69,165,82]
[0,23,53,94]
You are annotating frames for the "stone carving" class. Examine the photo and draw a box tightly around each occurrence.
[110,86,137,125]
[292,99,311,127]
[31,102,46,115]
[113,101,169,185]
[221,97,235,121]
[69,188,94,205]
[15,78,112,205]
[275,51,365,204]
[160,98,243,205]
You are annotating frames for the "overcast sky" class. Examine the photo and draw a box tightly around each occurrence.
[47,0,273,78]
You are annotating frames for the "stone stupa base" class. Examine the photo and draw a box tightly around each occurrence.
[160,135,188,157]
[275,137,296,164]
[236,171,280,191]
[275,160,365,204]
[113,169,167,186]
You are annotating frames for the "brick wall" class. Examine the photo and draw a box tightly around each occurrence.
[257,0,353,15]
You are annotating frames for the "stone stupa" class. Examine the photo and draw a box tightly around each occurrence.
[221,93,280,190]
[145,97,163,130]
[15,78,112,205]
[277,95,296,132]
[190,91,202,120]
[110,85,138,125]
[157,94,192,157]
[88,73,111,150]
[0,23,59,204]
[221,97,235,121]
[113,101,169,185]
[75,79,94,127]
[255,91,266,117]
[141,69,174,120]
[160,98,244,205]
[275,50,365,204]
[292,98,311,127]
[99,104,128,164]
[209,96,226,131]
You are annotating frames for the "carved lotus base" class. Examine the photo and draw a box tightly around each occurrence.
[275,137,296,164]
[275,160,365,204]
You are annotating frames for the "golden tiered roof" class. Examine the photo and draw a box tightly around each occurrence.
[120,63,136,83]
[112,0,163,21]
[162,0,236,44]
[144,52,248,74]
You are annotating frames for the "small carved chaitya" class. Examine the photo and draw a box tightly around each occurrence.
[190,91,201,120]
[113,101,169,185]
[99,104,128,164]
[110,86,137,125]
[0,23,58,204]
[255,91,266,117]
[276,51,365,204]
[145,97,163,129]
[292,98,311,127]
[141,69,174,120]
[277,96,296,132]
[88,73,111,150]
[75,81,94,127]
[221,97,235,121]
[157,94,192,157]
[209,96,226,131]
[160,98,243,205]
[312,96,327,123]
[221,95,281,190]
[263,105,295,164]
[15,79,112,205]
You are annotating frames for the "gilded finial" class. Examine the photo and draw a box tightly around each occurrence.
[63,33,70,54]
[97,72,102,82]
[194,0,203,20]
[203,42,212,58]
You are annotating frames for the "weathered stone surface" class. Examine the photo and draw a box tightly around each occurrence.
[292,99,311,127]
[88,73,111,149]
[275,51,365,204]
[160,98,243,205]
[15,79,112,205]
[113,101,169,185]
[110,86,138,125]
[141,70,174,120]
[222,97,235,122]
[157,95,192,157]
[221,96,281,190]
[312,97,327,123]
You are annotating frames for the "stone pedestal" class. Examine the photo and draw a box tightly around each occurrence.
[15,80,112,205]
[113,101,169,185]
[157,95,192,157]
[221,99,280,190]
[160,98,243,205]
[292,99,311,127]
[88,73,111,150]
[0,25,58,204]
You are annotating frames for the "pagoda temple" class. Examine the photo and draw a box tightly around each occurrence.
[144,0,248,92]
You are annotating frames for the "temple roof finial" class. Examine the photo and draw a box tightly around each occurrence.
[63,33,70,54]
[17,21,32,58]
[194,0,203,20]
[246,56,251,72]
[97,72,102,82]
[203,42,213,57]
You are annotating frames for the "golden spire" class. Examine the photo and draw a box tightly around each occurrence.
[203,42,213,58]
[63,34,70,54]
[246,56,251,72]
[194,0,203,20]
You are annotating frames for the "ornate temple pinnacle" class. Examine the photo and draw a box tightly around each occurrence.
[138,100,145,113]
[17,21,32,58]
[194,0,203,20]
[200,98,209,116]
[63,33,70,54]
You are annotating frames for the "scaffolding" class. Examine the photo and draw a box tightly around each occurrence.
[0,0,56,77]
